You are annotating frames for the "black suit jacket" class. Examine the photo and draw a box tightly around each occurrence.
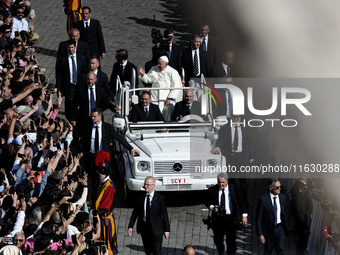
[56,53,88,101]
[81,70,112,98]
[172,100,201,121]
[56,40,90,79]
[168,43,182,77]
[182,47,209,85]
[128,191,170,236]
[110,61,138,96]
[205,184,247,226]
[210,62,228,78]
[73,85,116,122]
[82,121,133,153]
[74,19,106,57]
[256,193,288,240]
[200,35,217,68]
[129,103,165,122]
[215,124,254,164]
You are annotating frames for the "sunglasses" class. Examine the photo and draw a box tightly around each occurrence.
[17,12,24,14]
[275,186,281,190]
[15,239,24,242]
[4,31,11,33]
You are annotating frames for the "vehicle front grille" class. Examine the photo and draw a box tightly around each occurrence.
[154,160,202,175]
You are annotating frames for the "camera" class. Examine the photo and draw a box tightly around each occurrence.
[151,28,170,53]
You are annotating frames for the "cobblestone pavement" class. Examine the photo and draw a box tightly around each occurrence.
[29,0,301,254]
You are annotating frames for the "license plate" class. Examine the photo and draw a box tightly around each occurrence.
[163,177,193,185]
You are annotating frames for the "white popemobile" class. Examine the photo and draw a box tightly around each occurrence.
[113,77,227,193]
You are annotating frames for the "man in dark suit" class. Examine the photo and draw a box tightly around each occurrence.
[213,114,254,207]
[128,176,170,255]
[290,178,313,255]
[205,173,247,255]
[82,107,140,198]
[74,6,106,58]
[200,22,217,67]
[213,114,254,166]
[163,29,183,79]
[88,56,112,99]
[74,72,117,129]
[172,89,200,121]
[257,178,288,255]
[182,34,209,86]
[57,28,91,65]
[130,91,165,122]
[212,76,234,119]
[210,51,235,78]
[56,39,88,121]
[110,49,138,96]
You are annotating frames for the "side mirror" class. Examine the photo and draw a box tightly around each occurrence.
[114,117,126,129]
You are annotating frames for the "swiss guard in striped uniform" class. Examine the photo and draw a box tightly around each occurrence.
[63,0,83,36]
[90,151,118,254]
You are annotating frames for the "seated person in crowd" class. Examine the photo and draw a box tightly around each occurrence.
[129,91,165,122]
[172,89,200,121]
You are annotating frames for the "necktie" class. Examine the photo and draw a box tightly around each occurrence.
[144,107,149,119]
[95,126,99,153]
[227,66,231,75]
[220,189,226,210]
[193,51,199,76]
[119,64,124,78]
[90,87,95,111]
[273,197,278,225]
[202,37,207,51]
[227,90,233,118]
[233,126,238,151]
[85,21,89,30]
[71,56,77,83]
[168,45,172,59]
[146,195,151,223]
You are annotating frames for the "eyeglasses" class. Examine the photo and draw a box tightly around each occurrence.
[144,183,154,187]
[14,239,24,242]
[275,186,281,190]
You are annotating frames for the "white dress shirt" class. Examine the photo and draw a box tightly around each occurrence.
[88,84,96,116]
[270,192,282,224]
[143,190,154,222]
[231,124,242,152]
[191,48,201,75]
[201,34,208,51]
[90,121,102,153]
[68,53,78,84]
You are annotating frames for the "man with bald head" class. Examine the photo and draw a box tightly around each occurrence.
[183,245,195,255]
[56,28,91,79]
[172,89,201,121]
[73,72,117,128]
[139,55,183,121]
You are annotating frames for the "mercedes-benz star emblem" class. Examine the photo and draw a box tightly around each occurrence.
[173,162,183,172]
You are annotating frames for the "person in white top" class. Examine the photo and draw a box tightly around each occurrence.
[11,6,29,39]
[139,56,183,121]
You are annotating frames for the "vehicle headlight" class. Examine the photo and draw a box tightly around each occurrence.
[137,161,149,171]
[206,159,218,167]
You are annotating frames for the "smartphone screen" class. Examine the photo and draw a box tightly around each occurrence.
[71,234,77,245]
[101,245,107,254]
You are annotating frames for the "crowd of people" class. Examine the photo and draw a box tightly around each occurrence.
[0,1,337,255]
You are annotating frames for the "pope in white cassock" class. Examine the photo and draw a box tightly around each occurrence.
[139,56,183,121]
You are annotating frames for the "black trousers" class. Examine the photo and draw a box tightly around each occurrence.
[140,221,163,255]
[212,214,237,255]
